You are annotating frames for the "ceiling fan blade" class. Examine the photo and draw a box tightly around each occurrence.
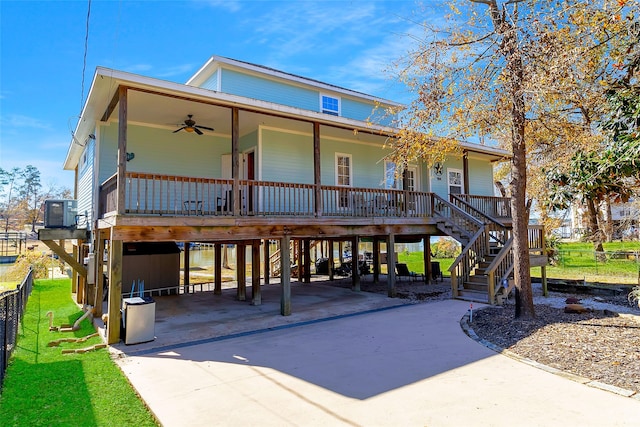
[196,125,214,131]
[194,127,203,135]
[173,127,186,133]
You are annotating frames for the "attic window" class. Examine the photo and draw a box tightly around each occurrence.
[321,95,340,116]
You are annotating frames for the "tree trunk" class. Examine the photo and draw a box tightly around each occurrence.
[482,0,535,319]
[604,197,614,242]
[586,198,605,258]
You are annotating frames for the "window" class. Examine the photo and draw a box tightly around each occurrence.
[384,161,397,189]
[336,153,352,208]
[321,95,340,116]
[405,167,417,192]
[336,154,351,186]
[448,169,463,195]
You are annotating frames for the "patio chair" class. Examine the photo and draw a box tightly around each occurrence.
[395,263,425,282]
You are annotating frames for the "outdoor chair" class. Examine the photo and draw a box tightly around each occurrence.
[395,263,425,282]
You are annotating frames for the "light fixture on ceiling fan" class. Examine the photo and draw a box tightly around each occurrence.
[173,115,214,135]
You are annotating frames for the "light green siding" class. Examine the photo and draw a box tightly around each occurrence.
[261,129,314,184]
[341,98,393,126]
[429,158,464,198]
[77,139,95,230]
[200,69,219,91]
[222,69,319,112]
[320,140,391,188]
[468,158,495,196]
[98,123,230,185]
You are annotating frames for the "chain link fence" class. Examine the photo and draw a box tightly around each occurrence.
[1,268,33,391]
[548,250,640,285]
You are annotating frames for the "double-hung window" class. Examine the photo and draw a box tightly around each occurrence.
[321,94,340,116]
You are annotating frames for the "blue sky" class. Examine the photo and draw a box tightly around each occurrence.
[0,0,443,191]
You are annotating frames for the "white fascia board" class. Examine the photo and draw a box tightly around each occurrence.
[459,141,511,160]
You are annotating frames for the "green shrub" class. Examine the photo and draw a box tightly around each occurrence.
[5,251,65,280]
[431,237,460,258]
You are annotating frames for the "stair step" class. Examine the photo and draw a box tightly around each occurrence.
[456,289,490,303]
[464,281,488,292]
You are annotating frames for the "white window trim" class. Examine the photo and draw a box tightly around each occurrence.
[447,168,464,196]
[320,93,341,116]
[335,152,352,186]
[384,160,397,189]
[405,165,419,192]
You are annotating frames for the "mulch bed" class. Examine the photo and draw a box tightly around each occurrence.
[469,302,640,394]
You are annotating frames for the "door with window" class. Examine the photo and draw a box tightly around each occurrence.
[336,153,352,210]
[405,166,418,211]
[447,168,463,197]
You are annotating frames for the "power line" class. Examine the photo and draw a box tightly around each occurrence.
[79,0,92,116]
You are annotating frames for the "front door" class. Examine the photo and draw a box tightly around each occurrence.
[447,168,464,197]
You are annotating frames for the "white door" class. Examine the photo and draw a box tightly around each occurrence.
[447,168,463,196]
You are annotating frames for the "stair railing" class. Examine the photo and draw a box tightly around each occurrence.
[450,195,511,245]
[484,237,514,303]
[431,194,484,239]
[449,226,489,297]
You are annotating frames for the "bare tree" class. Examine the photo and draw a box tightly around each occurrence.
[388,0,638,319]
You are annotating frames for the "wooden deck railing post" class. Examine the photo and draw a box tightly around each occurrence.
[313,122,322,217]
[116,86,128,216]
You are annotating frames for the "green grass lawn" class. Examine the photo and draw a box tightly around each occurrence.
[397,252,454,277]
[398,240,639,285]
[0,278,158,427]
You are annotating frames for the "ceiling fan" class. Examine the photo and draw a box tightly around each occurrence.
[173,115,214,135]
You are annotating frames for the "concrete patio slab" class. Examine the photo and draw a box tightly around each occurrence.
[114,288,639,427]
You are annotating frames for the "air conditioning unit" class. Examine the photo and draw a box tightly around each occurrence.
[44,199,77,229]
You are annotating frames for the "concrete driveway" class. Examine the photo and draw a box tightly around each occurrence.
[114,292,639,427]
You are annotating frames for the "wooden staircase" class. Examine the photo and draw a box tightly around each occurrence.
[269,239,321,277]
[433,194,516,305]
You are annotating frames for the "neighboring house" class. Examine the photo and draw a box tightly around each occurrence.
[39,56,544,344]
[567,198,639,240]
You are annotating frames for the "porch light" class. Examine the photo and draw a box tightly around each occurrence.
[126,152,135,162]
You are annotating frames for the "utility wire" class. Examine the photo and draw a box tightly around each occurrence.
[79,0,92,116]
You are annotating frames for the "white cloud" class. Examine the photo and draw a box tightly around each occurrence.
[156,63,198,78]
[0,114,52,130]
[200,0,243,13]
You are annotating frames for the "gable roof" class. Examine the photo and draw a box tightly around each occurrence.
[186,55,403,108]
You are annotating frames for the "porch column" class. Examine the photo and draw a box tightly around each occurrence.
[72,245,78,293]
[214,243,222,295]
[116,86,128,216]
[280,235,291,316]
[263,239,270,285]
[352,236,360,291]
[251,240,261,305]
[107,237,123,344]
[424,236,431,284]
[303,239,311,283]
[76,239,86,304]
[237,243,246,301]
[373,237,380,283]
[313,122,322,217]
[93,232,105,317]
[387,234,396,297]
[296,239,303,282]
[183,241,190,293]
[328,240,334,281]
[402,168,409,217]
[231,107,240,216]
[463,151,470,195]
